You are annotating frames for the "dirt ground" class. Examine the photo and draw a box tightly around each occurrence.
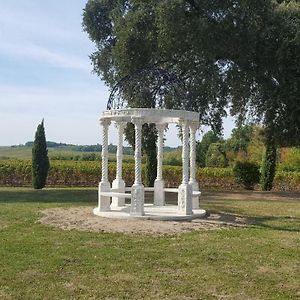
[38,191,299,235]
[39,207,253,235]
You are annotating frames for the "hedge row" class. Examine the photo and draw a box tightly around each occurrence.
[0,160,299,190]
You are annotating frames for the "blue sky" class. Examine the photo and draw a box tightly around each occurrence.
[0,0,234,147]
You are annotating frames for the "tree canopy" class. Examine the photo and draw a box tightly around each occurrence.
[83,0,299,141]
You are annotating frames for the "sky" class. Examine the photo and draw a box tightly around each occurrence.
[0,0,235,147]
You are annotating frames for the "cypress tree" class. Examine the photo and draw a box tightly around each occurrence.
[260,141,277,191]
[143,124,157,187]
[32,119,50,189]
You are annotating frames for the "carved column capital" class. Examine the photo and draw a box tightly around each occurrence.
[131,117,144,127]
[100,118,111,127]
[114,121,126,131]
[190,121,200,132]
[156,123,167,133]
[178,119,189,128]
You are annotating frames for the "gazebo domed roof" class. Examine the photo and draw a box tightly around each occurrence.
[106,66,190,111]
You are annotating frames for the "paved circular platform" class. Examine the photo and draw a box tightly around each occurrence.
[93,204,206,221]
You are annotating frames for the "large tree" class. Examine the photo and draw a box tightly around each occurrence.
[83,0,300,189]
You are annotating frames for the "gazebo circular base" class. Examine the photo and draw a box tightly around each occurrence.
[93,204,206,221]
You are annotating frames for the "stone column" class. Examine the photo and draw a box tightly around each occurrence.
[154,123,166,206]
[178,120,193,215]
[130,117,144,216]
[189,122,200,209]
[112,121,126,207]
[98,118,111,212]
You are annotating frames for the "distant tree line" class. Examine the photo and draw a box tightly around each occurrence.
[25,141,102,152]
[21,141,179,155]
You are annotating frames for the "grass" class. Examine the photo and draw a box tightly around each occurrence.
[0,188,299,299]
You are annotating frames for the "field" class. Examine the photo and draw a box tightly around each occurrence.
[0,146,182,165]
[0,188,299,299]
[0,146,134,162]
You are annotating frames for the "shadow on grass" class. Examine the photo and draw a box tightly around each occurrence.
[202,190,300,201]
[200,210,300,233]
[252,215,300,233]
[0,188,97,204]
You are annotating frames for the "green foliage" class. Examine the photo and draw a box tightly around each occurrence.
[225,125,265,166]
[205,143,228,168]
[83,0,300,192]
[260,142,277,191]
[31,120,49,189]
[274,170,300,191]
[144,149,157,186]
[226,125,254,153]
[50,152,100,161]
[233,161,260,190]
[83,0,300,163]
[142,124,157,187]
[163,149,182,166]
[245,126,265,164]
[196,131,221,167]
[278,147,300,172]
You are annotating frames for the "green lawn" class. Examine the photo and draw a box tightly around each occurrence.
[0,188,299,299]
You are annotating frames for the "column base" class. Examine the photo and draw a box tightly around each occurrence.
[97,181,111,212]
[111,178,126,207]
[154,179,165,206]
[130,184,145,216]
[178,183,193,215]
[189,180,200,209]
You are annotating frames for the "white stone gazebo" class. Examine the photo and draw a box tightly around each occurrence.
[93,108,206,220]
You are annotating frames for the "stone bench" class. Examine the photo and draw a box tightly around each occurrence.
[99,191,132,199]
[124,187,154,192]
[165,188,201,197]
[164,188,178,193]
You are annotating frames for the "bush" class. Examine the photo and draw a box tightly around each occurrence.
[205,143,228,168]
[274,171,300,191]
[233,161,260,190]
[1,160,300,191]
[278,147,300,172]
